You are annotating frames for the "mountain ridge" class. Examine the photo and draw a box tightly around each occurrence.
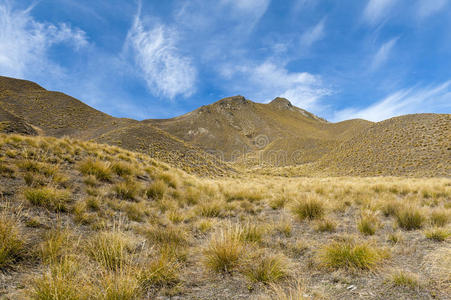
[1,75,449,177]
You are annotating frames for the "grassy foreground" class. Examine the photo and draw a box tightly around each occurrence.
[0,133,450,299]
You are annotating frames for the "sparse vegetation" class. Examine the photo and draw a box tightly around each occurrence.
[0,133,449,299]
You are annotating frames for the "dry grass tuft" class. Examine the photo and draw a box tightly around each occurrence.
[357,211,379,236]
[318,238,387,271]
[291,195,325,221]
[24,187,71,212]
[245,252,290,283]
[425,227,450,242]
[315,218,336,233]
[0,215,25,270]
[389,270,420,288]
[396,207,425,230]
[203,224,244,273]
[78,159,112,181]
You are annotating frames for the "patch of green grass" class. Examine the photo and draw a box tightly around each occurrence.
[389,270,419,288]
[425,227,450,242]
[24,187,71,212]
[319,239,386,271]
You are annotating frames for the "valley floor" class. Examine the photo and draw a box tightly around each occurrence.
[0,134,449,299]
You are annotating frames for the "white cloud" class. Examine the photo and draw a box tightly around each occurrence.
[370,37,398,71]
[416,0,448,18]
[363,0,398,24]
[220,0,270,25]
[0,1,88,78]
[125,14,197,99]
[300,18,326,48]
[332,81,451,122]
[220,61,332,112]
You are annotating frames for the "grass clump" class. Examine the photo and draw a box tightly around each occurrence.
[111,162,134,177]
[315,218,336,233]
[203,224,243,273]
[425,227,450,242]
[319,238,386,271]
[396,207,425,230]
[30,257,84,300]
[245,252,290,284]
[241,222,266,243]
[291,196,325,221]
[197,200,223,218]
[429,210,449,227]
[0,216,25,270]
[114,181,141,201]
[78,159,112,181]
[24,187,71,212]
[389,270,420,288]
[146,179,167,200]
[139,253,180,289]
[357,211,379,236]
[143,225,188,248]
[86,231,132,271]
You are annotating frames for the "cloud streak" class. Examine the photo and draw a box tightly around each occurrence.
[220,60,332,112]
[125,13,197,99]
[332,81,451,122]
[416,0,448,18]
[0,1,88,78]
[370,37,398,71]
[300,18,326,48]
[363,0,397,25]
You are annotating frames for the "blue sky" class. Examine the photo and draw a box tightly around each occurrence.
[1,0,450,122]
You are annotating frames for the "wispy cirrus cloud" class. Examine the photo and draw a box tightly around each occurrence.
[416,0,448,18]
[220,60,332,112]
[332,81,451,122]
[370,37,398,71]
[300,18,326,48]
[0,0,88,79]
[124,13,197,99]
[363,0,398,25]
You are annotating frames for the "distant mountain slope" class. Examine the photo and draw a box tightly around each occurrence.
[0,76,232,176]
[1,76,449,177]
[146,96,373,165]
[314,114,451,177]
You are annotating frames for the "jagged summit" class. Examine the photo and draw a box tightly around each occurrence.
[269,97,293,109]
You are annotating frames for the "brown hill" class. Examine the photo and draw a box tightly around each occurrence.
[0,76,232,176]
[146,96,373,166]
[1,76,449,177]
[314,113,451,177]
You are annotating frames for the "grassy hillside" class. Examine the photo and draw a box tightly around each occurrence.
[147,96,373,166]
[0,76,232,176]
[0,134,450,299]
